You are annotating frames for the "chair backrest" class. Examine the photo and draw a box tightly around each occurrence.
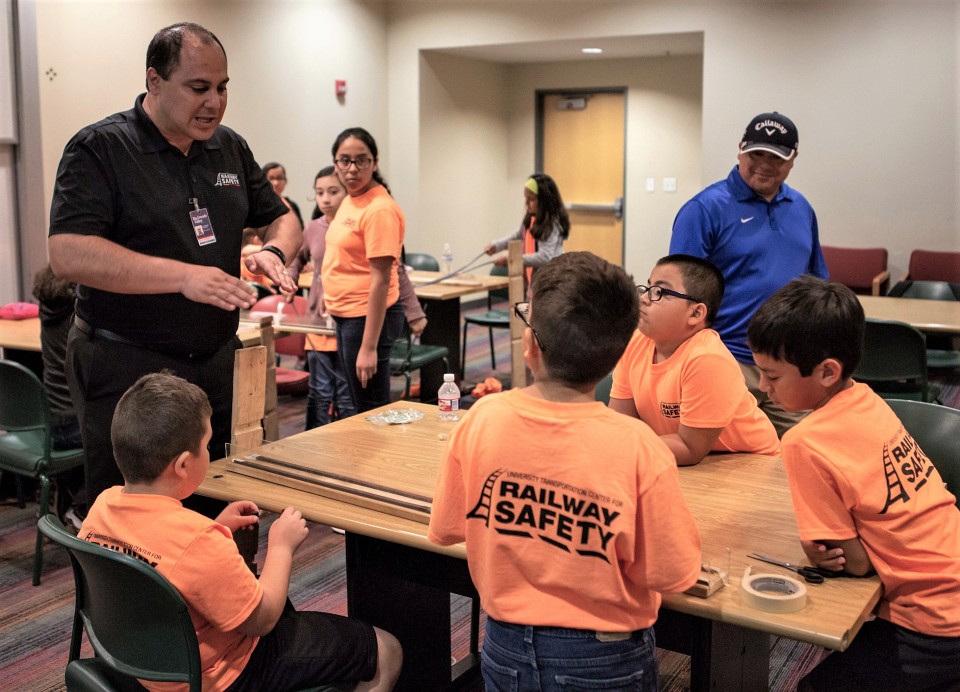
[887,279,960,301]
[854,319,928,400]
[489,265,510,305]
[0,359,52,457]
[405,252,440,272]
[594,373,613,405]
[821,245,888,295]
[252,295,308,356]
[885,399,960,508]
[908,249,960,284]
[37,515,202,691]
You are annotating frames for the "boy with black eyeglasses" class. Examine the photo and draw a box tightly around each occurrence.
[609,254,779,466]
[429,252,701,691]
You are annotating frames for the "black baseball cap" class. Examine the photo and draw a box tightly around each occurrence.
[740,112,798,160]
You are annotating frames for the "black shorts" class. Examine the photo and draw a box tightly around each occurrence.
[803,616,960,692]
[226,601,378,692]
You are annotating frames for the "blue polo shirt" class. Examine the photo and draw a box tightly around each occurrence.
[670,166,828,363]
[49,94,287,355]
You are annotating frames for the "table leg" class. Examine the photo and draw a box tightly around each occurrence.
[345,533,481,691]
[419,297,462,398]
[656,608,771,691]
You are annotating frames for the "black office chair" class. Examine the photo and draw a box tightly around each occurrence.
[390,332,451,400]
[0,359,85,585]
[38,514,204,691]
[885,399,960,508]
[405,252,440,272]
[594,372,614,405]
[854,319,935,402]
[887,280,960,371]
[461,266,510,379]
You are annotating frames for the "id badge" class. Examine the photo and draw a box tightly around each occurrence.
[190,207,217,246]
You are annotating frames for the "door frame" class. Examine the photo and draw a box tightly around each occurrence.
[534,87,629,266]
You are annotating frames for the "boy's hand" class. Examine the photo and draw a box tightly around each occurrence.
[801,539,846,571]
[217,501,260,532]
[268,506,308,555]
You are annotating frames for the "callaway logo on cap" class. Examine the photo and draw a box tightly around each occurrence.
[740,112,798,160]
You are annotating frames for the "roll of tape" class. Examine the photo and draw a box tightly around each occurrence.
[741,566,807,613]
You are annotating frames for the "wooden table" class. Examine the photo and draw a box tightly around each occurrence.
[859,295,960,334]
[198,402,882,691]
[0,317,41,353]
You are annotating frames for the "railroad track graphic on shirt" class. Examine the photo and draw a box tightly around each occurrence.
[880,436,934,514]
[466,468,506,527]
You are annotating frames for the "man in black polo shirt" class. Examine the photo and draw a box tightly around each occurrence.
[48,22,301,510]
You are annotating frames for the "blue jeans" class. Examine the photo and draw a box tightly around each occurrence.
[482,617,658,691]
[333,303,405,413]
[306,350,356,429]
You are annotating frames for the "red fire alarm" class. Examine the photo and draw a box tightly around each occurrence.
[335,79,347,96]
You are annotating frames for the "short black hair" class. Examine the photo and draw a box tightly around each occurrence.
[529,252,638,387]
[748,276,864,377]
[112,372,212,483]
[654,254,725,325]
[146,22,225,84]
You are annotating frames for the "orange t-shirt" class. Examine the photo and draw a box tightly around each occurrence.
[428,388,702,632]
[80,488,263,692]
[320,185,403,318]
[611,329,779,456]
[782,382,960,636]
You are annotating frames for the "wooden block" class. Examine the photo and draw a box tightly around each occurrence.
[231,345,266,454]
[684,569,726,598]
[511,338,527,388]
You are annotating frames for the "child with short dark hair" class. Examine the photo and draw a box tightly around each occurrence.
[80,372,402,691]
[748,276,960,692]
[609,254,779,465]
[429,252,701,690]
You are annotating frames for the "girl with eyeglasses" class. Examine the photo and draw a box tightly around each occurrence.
[484,173,570,285]
[320,128,406,412]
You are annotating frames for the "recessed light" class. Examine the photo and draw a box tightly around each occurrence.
[582,48,603,55]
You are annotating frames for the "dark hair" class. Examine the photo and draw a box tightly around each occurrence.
[525,173,570,242]
[331,127,390,193]
[314,165,337,183]
[111,372,212,483]
[654,254,725,325]
[32,264,75,306]
[748,276,864,378]
[145,23,225,88]
[529,251,638,387]
[261,162,284,178]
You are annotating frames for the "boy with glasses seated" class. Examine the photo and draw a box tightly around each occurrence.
[429,252,701,690]
[609,254,779,466]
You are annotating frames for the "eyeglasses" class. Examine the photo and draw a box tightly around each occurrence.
[636,285,701,303]
[334,156,373,171]
[513,302,546,352]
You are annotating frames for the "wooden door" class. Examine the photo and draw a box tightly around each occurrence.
[541,91,625,266]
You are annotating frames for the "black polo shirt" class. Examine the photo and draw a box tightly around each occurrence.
[49,94,287,355]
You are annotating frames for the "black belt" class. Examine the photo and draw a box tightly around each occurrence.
[73,316,224,360]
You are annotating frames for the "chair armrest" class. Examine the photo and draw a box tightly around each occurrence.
[872,270,891,296]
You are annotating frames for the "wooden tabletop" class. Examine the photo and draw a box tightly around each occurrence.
[200,401,881,652]
[0,317,41,352]
[297,270,508,301]
[859,295,960,334]
[238,311,335,337]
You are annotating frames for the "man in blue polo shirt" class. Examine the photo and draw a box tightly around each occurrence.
[669,112,827,436]
[48,23,302,511]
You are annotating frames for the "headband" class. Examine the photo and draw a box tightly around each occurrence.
[525,177,539,196]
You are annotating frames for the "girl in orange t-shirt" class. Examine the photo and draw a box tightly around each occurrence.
[320,128,405,412]
[484,173,570,285]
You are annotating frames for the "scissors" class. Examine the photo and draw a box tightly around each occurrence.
[748,553,841,584]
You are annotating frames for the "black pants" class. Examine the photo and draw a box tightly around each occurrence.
[66,325,237,513]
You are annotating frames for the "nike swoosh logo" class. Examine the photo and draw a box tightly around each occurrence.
[741,217,754,223]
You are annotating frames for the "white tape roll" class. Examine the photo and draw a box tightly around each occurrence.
[741,566,807,613]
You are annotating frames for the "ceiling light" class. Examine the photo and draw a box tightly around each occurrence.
[582,48,603,55]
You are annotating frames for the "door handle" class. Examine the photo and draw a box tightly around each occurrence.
[565,197,623,221]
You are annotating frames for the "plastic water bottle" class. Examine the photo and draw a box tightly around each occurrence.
[441,243,454,276]
[438,373,461,421]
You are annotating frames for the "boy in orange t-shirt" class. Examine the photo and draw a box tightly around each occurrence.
[429,252,701,690]
[610,254,779,465]
[79,373,401,692]
[748,276,960,692]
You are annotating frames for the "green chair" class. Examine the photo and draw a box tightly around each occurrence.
[594,372,614,405]
[885,399,960,508]
[390,331,451,400]
[0,359,85,585]
[38,514,203,691]
[405,252,440,272]
[887,280,960,371]
[854,319,935,402]
[461,265,510,378]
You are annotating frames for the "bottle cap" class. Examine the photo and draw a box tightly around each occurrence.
[443,373,455,381]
